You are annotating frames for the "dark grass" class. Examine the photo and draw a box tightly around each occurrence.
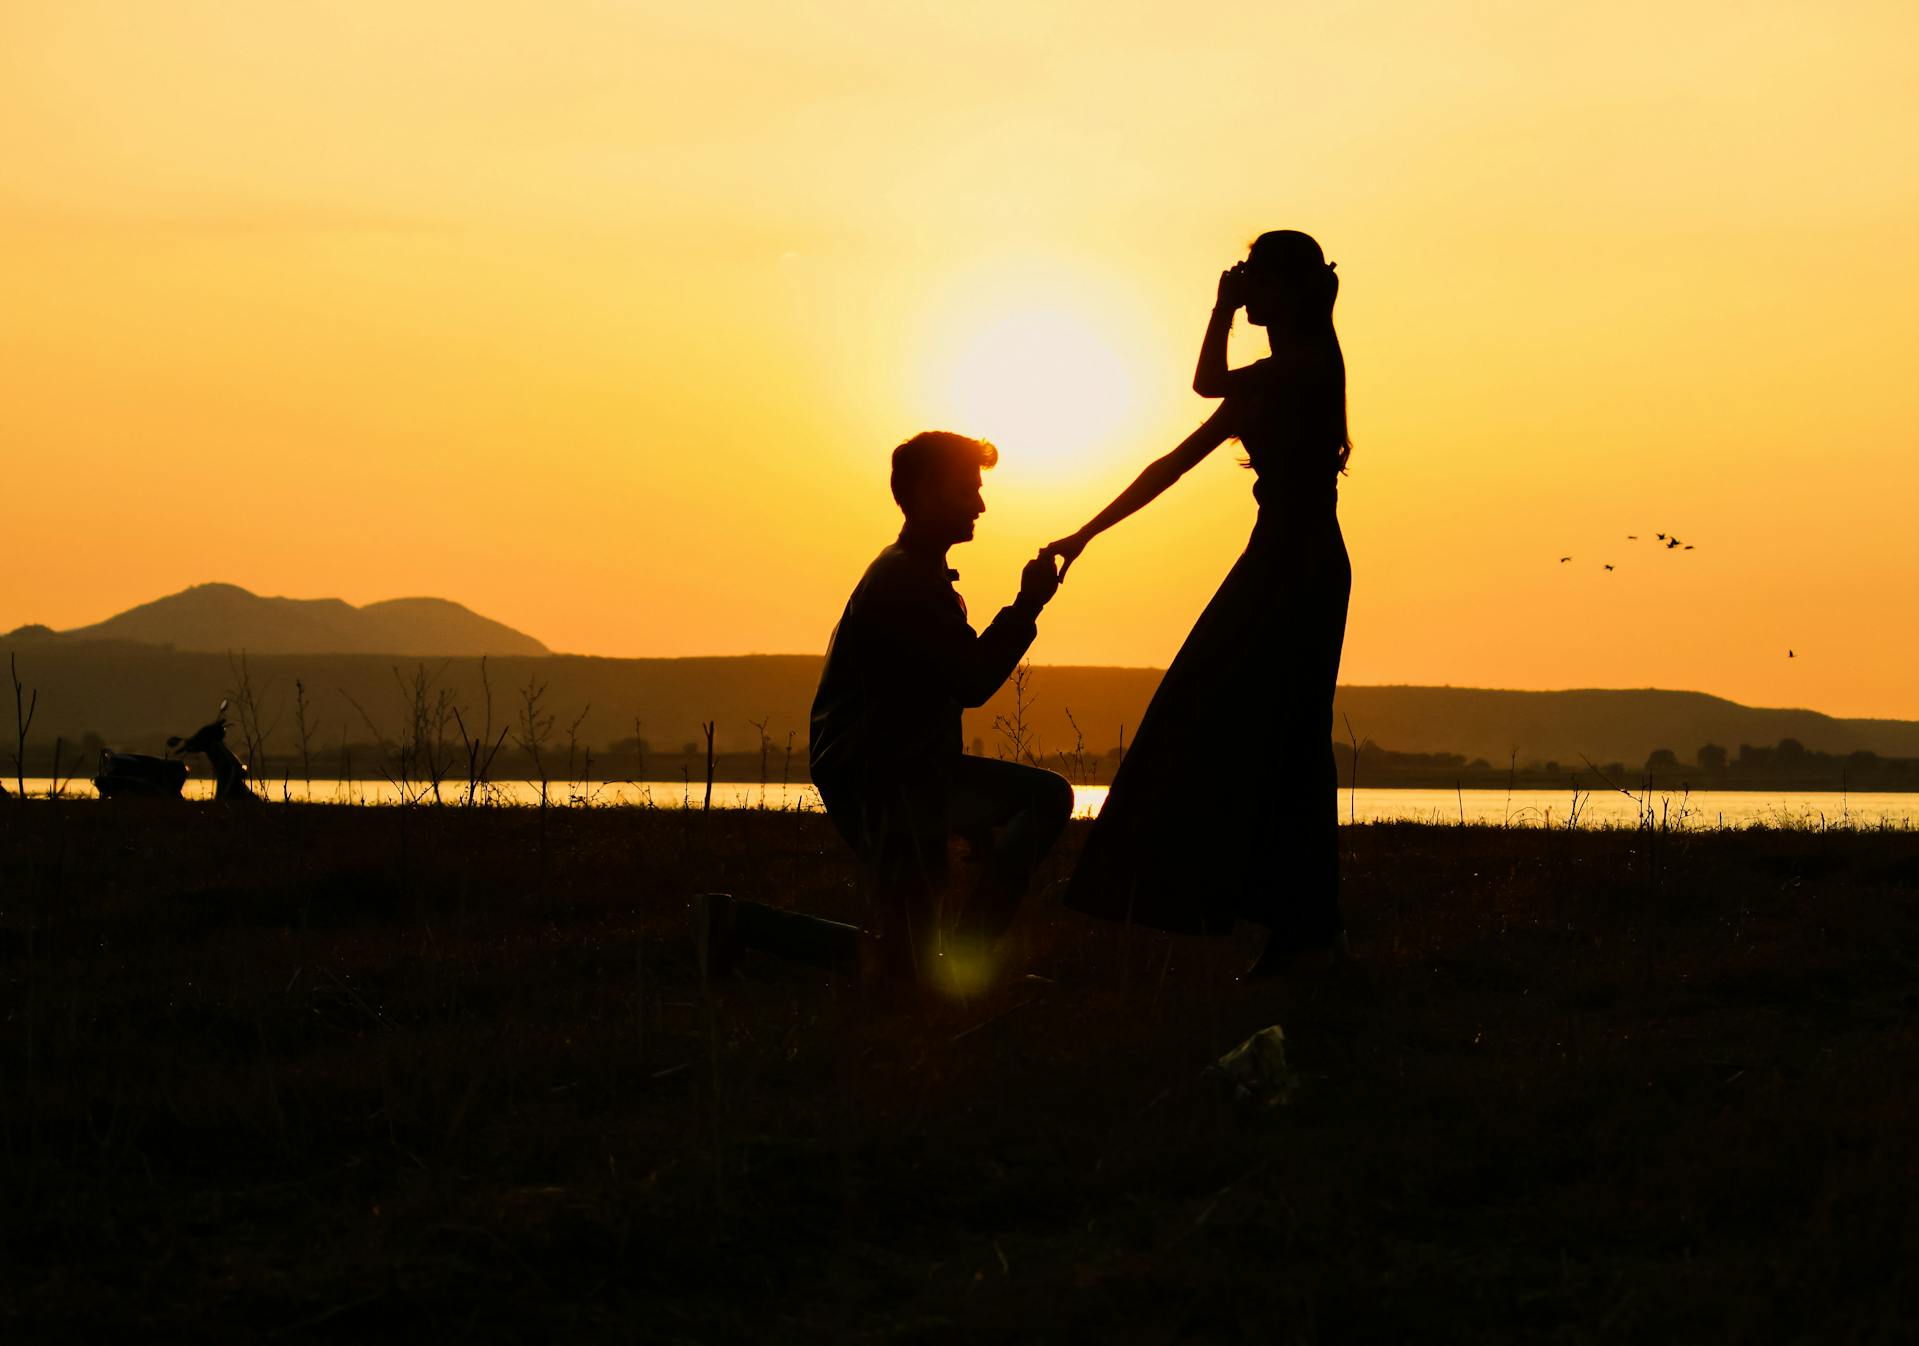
[3,802,1916,1343]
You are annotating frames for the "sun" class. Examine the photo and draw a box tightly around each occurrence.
[918,287,1147,477]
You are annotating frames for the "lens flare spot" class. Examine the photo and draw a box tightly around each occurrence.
[931,939,1000,999]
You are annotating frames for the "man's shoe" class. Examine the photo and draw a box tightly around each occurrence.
[691,892,741,981]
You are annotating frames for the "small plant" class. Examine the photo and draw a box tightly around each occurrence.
[10,651,34,797]
[747,714,772,808]
[293,678,321,797]
[700,721,715,811]
[456,657,506,805]
[452,705,509,806]
[1343,712,1360,828]
[1579,754,1660,829]
[44,735,73,799]
[342,690,411,803]
[399,662,458,803]
[225,651,281,783]
[1054,706,1091,786]
[993,661,1041,765]
[562,703,592,805]
[514,676,557,807]
[335,724,352,799]
[576,745,599,806]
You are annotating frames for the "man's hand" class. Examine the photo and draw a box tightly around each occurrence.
[1015,551,1061,617]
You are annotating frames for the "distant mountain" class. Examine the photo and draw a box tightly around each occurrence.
[1328,684,1919,768]
[971,672,1919,769]
[0,637,1914,777]
[12,583,547,657]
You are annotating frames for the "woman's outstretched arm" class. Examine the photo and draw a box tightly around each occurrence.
[1045,403,1237,580]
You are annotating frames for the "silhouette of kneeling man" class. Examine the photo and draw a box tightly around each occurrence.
[695,431,1072,987]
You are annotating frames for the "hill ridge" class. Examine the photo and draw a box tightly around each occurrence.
[0,642,1913,767]
[10,583,547,658]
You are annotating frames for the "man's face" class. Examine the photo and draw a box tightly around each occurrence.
[912,464,986,546]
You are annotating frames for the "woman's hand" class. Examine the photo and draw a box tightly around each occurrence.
[1215,261,1249,312]
[1043,532,1089,583]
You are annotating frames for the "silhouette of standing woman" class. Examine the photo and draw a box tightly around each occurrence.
[1046,230,1352,976]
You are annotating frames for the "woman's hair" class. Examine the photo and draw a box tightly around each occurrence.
[1247,230,1351,473]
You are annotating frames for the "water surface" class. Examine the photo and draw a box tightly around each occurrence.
[17,777,1917,828]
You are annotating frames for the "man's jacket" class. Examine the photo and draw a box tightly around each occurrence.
[809,533,1038,790]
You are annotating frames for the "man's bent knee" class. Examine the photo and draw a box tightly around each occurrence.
[1038,769,1074,829]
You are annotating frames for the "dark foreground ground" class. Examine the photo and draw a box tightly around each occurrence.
[2,803,1915,1344]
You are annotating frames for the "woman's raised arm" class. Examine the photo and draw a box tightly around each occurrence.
[1192,264,1265,398]
[1044,402,1237,581]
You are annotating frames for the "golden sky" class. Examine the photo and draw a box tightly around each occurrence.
[4,1,1916,718]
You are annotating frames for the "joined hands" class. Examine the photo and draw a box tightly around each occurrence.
[1041,532,1089,584]
[1017,551,1062,613]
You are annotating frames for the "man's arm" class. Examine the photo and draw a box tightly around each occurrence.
[881,556,1057,708]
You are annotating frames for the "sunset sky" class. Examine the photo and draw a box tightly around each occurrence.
[4,1,1915,717]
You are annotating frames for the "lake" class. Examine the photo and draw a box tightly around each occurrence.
[12,777,1917,828]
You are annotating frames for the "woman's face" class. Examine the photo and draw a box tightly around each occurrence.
[1241,261,1288,328]
[1243,259,1322,330]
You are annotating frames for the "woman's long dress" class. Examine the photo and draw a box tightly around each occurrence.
[1063,370,1351,950]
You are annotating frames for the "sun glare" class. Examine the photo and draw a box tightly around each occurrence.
[920,294,1145,476]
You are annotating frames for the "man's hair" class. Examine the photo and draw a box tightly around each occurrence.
[890,431,998,511]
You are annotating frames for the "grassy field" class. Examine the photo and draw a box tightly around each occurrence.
[3,801,1916,1343]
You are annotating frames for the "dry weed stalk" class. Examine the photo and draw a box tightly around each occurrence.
[1055,706,1091,785]
[514,676,556,807]
[1342,711,1359,828]
[452,706,509,806]
[993,660,1042,766]
[341,690,412,803]
[293,678,320,795]
[399,662,459,803]
[563,703,593,805]
[10,651,35,797]
[225,651,281,782]
[44,735,73,799]
[748,714,772,808]
[700,721,716,811]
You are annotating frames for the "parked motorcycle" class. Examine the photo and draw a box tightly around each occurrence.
[94,700,256,802]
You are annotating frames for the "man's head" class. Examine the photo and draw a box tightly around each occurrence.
[890,431,998,545]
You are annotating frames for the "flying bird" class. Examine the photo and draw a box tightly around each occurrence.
[1655,533,1666,541]
[1789,649,1795,658]
[1560,556,1572,563]
[1666,536,1682,549]
[1627,534,1638,540]
[1604,564,1615,571]
[1684,545,1694,550]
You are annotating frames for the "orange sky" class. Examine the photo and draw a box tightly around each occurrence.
[4,1,1916,718]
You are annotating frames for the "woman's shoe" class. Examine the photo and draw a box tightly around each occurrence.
[1245,928,1352,981]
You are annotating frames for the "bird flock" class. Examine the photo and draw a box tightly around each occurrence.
[1558,531,1696,573]
[1554,532,1793,658]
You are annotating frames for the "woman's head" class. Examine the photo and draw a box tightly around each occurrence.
[1240,229,1350,472]
[1242,229,1338,331]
